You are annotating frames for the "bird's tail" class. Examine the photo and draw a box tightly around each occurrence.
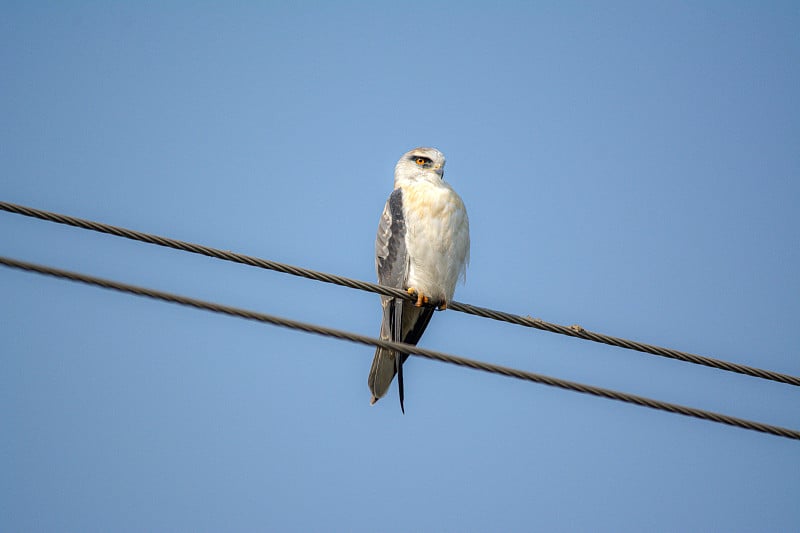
[368,299,434,412]
[368,347,398,406]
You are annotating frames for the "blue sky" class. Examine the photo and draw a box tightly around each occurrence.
[2,2,799,531]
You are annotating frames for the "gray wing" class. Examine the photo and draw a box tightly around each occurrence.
[369,188,434,411]
[375,188,408,288]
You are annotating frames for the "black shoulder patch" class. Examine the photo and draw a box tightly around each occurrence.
[376,188,408,289]
[385,188,406,274]
[388,188,404,225]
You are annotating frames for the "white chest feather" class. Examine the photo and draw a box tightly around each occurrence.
[401,180,470,303]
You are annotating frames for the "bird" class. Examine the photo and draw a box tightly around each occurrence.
[368,147,470,412]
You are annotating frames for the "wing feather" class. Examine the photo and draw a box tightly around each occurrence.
[375,188,407,289]
[369,188,436,410]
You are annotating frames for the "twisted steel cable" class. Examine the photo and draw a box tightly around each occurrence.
[2,255,798,441]
[2,200,799,387]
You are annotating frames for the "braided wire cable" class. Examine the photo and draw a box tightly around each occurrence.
[2,255,798,441]
[2,200,799,387]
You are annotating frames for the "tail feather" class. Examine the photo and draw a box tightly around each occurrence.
[368,347,397,404]
[368,299,435,411]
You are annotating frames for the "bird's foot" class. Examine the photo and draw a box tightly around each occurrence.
[406,287,430,307]
[407,288,448,310]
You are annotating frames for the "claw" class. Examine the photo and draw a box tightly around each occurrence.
[407,287,429,307]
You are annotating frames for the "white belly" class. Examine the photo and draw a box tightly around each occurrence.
[402,180,470,304]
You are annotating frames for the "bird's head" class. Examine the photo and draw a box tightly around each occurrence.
[394,147,446,184]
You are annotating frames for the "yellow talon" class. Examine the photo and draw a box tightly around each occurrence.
[407,287,429,307]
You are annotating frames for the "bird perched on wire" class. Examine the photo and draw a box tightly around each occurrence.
[369,147,470,412]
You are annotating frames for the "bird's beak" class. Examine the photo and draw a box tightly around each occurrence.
[434,164,444,178]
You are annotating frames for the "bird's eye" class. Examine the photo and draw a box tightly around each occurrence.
[415,158,426,166]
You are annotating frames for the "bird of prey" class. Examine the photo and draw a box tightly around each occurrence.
[369,147,470,412]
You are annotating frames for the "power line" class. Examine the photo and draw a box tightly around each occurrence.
[2,200,799,388]
[1,254,798,441]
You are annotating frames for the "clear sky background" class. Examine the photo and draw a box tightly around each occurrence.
[2,2,799,531]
